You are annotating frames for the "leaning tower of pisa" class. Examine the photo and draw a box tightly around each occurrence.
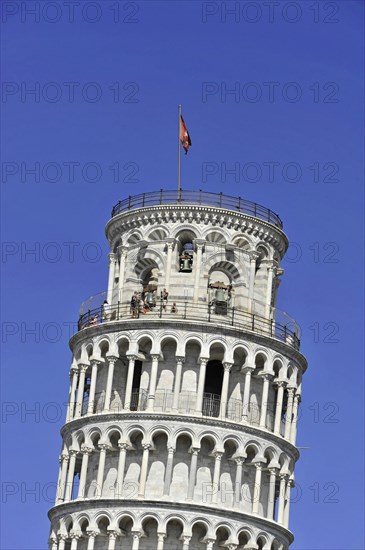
[48,190,307,550]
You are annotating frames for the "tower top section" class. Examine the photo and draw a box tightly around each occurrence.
[107,189,288,259]
[111,189,283,227]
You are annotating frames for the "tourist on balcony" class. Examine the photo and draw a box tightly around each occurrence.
[171,302,178,313]
[130,292,139,318]
[161,288,169,311]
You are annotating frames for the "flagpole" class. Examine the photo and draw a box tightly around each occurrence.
[178,104,181,202]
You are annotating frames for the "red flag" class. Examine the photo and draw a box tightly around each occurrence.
[179,115,192,154]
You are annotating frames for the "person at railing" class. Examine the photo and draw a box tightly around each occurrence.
[171,302,178,313]
[102,300,111,321]
[161,288,169,311]
[130,292,139,318]
[89,314,99,326]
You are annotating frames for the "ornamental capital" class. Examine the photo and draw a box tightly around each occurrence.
[81,445,93,455]
[106,354,119,363]
[175,355,185,364]
[241,363,255,374]
[199,357,209,366]
[274,379,287,388]
[150,354,160,361]
[86,530,99,538]
[258,369,274,379]
[142,443,152,451]
[60,453,69,463]
[118,442,129,451]
[70,531,82,540]
[249,251,260,262]
[213,451,223,460]
[108,252,118,264]
[190,446,200,455]
[167,446,175,454]
[234,456,245,466]
[89,356,103,366]
[98,443,111,452]
[77,362,89,373]
[70,367,78,377]
[223,362,233,372]
[68,448,78,457]
[287,386,296,396]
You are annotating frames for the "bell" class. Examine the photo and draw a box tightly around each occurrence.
[146,291,154,303]
[215,288,226,302]
[181,257,192,272]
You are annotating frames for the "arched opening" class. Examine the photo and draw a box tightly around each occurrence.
[202,360,223,418]
[190,522,208,550]
[141,517,159,548]
[176,230,196,273]
[165,519,184,549]
[130,360,143,410]
[214,526,230,549]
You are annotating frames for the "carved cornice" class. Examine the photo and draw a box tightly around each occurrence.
[105,204,288,256]
[49,499,293,545]
[60,411,299,461]
[69,317,307,371]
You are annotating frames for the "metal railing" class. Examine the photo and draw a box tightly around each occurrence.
[111,189,283,228]
[78,298,300,350]
[74,389,243,423]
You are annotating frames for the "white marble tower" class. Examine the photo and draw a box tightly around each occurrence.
[48,190,307,550]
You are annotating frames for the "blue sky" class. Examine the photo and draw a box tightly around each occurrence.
[1,1,364,548]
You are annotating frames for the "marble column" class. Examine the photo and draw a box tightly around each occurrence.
[64,449,77,502]
[234,457,244,507]
[187,448,200,500]
[86,531,99,550]
[104,355,118,412]
[77,446,93,499]
[124,355,136,410]
[241,365,254,422]
[212,451,223,504]
[56,453,69,504]
[290,393,301,445]
[131,532,142,550]
[70,534,81,550]
[87,358,101,415]
[75,364,88,418]
[157,534,166,550]
[219,363,232,419]
[116,443,128,497]
[283,478,293,528]
[265,264,275,318]
[58,535,67,550]
[252,462,263,514]
[267,467,278,520]
[107,253,118,304]
[96,444,109,497]
[107,531,118,550]
[172,356,185,411]
[193,240,205,303]
[66,367,79,421]
[259,372,273,429]
[277,474,288,525]
[147,354,160,411]
[117,246,128,305]
[138,444,151,498]
[284,387,295,440]
[248,252,259,311]
[195,358,208,414]
[164,238,175,291]
[274,381,287,435]
[163,446,175,497]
